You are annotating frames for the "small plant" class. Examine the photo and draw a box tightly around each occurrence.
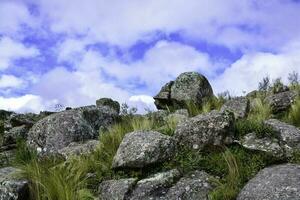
[271,78,285,94]
[287,98,300,127]
[288,71,299,88]
[248,98,272,121]
[120,103,137,116]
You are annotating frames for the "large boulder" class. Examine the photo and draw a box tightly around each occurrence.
[98,178,137,200]
[27,105,118,153]
[174,110,234,150]
[112,131,176,169]
[129,169,181,200]
[237,164,300,200]
[264,119,300,150]
[220,97,250,119]
[2,125,29,147]
[164,170,215,200]
[264,91,297,113]
[96,98,120,114]
[0,167,29,200]
[154,72,214,110]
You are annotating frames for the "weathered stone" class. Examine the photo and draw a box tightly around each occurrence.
[99,178,137,200]
[0,167,29,200]
[173,109,189,117]
[237,164,300,200]
[221,97,250,119]
[264,119,300,150]
[265,91,297,113]
[146,110,169,125]
[240,132,285,158]
[0,150,15,168]
[112,131,176,169]
[28,105,118,153]
[154,72,214,110]
[130,169,181,200]
[96,98,120,114]
[174,110,234,150]
[164,170,215,200]
[9,113,38,127]
[57,140,98,159]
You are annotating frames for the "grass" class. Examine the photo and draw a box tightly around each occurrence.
[248,98,272,121]
[185,97,225,117]
[234,119,277,139]
[0,120,4,146]
[287,98,300,127]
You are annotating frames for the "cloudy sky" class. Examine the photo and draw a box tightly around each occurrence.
[1,0,300,113]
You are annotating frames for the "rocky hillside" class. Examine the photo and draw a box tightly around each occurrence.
[1,72,300,200]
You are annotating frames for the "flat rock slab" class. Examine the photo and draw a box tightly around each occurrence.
[112,131,176,169]
[174,110,234,150]
[237,164,300,200]
[99,178,137,200]
[264,119,300,150]
[0,167,29,200]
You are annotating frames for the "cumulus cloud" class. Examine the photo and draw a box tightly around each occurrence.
[0,37,40,70]
[0,94,44,113]
[212,41,300,96]
[35,0,300,50]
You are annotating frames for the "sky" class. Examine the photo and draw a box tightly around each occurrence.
[1,0,300,113]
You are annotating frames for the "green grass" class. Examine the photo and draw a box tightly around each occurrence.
[235,119,277,139]
[287,98,300,127]
[248,98,272,121]
[185,97,225,117]
[0,120,4,146]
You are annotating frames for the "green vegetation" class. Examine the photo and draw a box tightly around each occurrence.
[0,120,4,146]
[248,98,272,121]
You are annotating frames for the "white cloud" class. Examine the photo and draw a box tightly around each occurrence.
[36,0,300,50]
[212,41,300,96]
[0,37,40,70]
[0,75,24,88]
[0,1,37,36]
[0,94,44,113]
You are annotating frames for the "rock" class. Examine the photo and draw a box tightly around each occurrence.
[164,170,215,200]
[98,178,137,200]
[112,131,176,169]
[264,119,300,150]
[240,132,285,158]
[0,167,29,200]
[173,109,189,117]
[28,105,118,153]
[96,98,120,114]
[2,125,29,146]
[129,169,181,200]
[154,72,214,110]
[146,110,169,125]
[265,91,297,113]
[9,113,39,127]
[221,97,250,119]
[237,164,300,200]
[57,140,98,159]
[174,110,234,150]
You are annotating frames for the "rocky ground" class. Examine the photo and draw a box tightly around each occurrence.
[1,71,300,200]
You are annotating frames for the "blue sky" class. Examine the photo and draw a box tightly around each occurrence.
[1,0,300,113]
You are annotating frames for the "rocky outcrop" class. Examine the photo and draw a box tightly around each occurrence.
[96,98,120,114]
[0,167,29,200]
[237,164,300,200]
[264,119,300,150]
[240,132,285,158]
[174,110,234,150]
[27,105,118,153]
[112,131,176,169]
[98,178,137,200]
[154,72,214,110]
[2,125,28,147]
[265,91,297,113]
[221,97,250,119]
